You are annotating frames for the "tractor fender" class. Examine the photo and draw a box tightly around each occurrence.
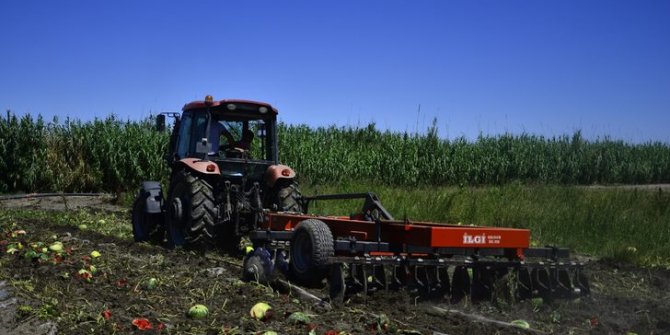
[140,181,163,214]
[176,158,220,175]
[265,164,296,188]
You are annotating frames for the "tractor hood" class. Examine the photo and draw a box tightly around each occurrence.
[215,159,271,182]
[176,158,269,181]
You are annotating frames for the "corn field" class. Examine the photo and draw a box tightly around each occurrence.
[0,111,168,193]
[281,122,670,186]
[1,111,669,193]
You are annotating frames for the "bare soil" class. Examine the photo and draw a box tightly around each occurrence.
[1,195,669,334]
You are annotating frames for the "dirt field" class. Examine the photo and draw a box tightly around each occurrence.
[1,195,669,334]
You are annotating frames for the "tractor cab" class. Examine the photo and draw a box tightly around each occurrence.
[137,95,301,252]
[164,96,280,183]
[174,97,278,162]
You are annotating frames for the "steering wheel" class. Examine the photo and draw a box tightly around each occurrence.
[220,145,249,159]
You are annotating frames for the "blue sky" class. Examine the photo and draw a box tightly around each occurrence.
[1,1,669,142]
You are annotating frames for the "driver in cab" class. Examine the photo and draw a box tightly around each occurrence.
[210,121,254,157]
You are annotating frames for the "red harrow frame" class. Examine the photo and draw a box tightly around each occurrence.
[246,193,589,303]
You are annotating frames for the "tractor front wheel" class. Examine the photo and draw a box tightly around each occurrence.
[289,219,334,287]
[131,193,164,244]
[166,171,217,250]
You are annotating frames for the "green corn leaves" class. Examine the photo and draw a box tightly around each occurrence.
[278,123,670,187]
[0,112,169,193]
[1,111,669,193]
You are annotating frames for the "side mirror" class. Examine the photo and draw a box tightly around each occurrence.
[156,114,166,132]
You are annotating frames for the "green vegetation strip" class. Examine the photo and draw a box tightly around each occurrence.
[2,111,670,194]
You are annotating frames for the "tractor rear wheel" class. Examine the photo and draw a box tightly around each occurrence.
[131,194,164,243]
[274,180,303,213]
[289,219,334,287]
[166,171,217,250]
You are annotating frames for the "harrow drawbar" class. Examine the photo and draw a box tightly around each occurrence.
[246,192,590,303]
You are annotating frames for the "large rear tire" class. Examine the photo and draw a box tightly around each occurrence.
[166,171,217,250]
[274,180,303,213]
[289,219,334,287]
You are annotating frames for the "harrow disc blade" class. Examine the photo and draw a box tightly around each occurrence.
[531,267,552,300]
[552,268,573,298]
[391,265,410,290]
[451,265,471,303]
[369,264,386,292]
[346,263,365,294]
[574,268,590,295]
[427,266,440,290]
[413,265,448,300]
[328,264,346,302]
[471,266,494,302]
[375,264,391,292]
[360,264,369,294]
[413,265,429,293]
[516,267,533,301]
[435,266,451,299]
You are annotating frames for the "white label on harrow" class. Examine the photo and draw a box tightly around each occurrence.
[463,233,486,244]
[462,233,502,245]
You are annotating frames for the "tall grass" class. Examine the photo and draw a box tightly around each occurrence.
[1,111,670,193]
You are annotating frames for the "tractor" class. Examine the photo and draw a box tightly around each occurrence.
[131,95,302,251]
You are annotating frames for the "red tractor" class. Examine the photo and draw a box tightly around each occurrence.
[131,95,302,251]
[132,96,588,303]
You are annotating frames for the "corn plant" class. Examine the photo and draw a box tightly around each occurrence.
[1,111,669,193]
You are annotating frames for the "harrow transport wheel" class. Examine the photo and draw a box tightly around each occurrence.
[131,193,164,244]
[289,219,334,287]
[274,180,304,213]
[166,171,217,250]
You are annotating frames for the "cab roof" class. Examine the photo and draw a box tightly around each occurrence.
[182,98,278,115]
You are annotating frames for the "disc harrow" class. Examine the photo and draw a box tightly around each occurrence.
[246,192,589,303]
[325,255,589,303]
